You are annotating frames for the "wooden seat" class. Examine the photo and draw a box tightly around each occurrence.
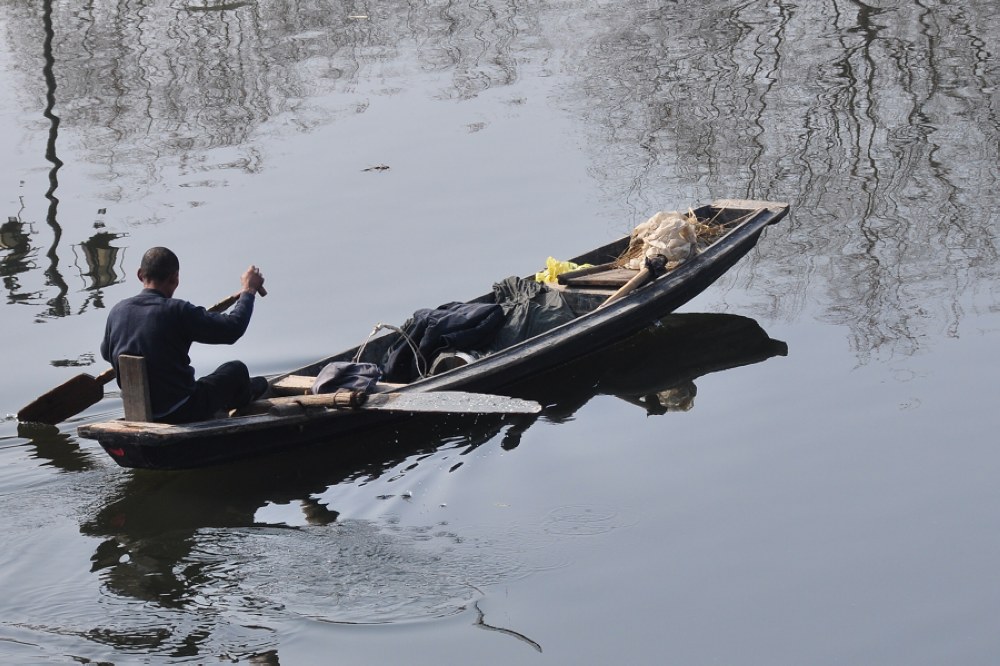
[118,354,153,422]
[271,375,316,396]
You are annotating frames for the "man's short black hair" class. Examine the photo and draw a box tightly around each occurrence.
[139,247,179,282]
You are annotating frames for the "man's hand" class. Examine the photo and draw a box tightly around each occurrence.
[241,265,267,297]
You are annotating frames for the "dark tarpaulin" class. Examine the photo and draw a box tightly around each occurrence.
[485,276,576,352]
[380,277,577,383]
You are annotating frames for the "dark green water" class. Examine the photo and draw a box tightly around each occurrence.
[1,1,998,663]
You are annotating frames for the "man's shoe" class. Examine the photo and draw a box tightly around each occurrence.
[249,376,269,402]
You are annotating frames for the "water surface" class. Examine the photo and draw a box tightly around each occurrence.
[1,1,998,664]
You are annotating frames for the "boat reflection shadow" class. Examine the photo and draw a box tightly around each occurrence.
[76,312,785,628]
[499,311,787,447]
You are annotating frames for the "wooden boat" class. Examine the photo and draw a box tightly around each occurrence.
[78,199,789,469]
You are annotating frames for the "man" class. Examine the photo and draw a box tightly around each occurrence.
[101,246,267,424]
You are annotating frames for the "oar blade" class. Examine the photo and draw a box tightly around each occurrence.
[248,390,541,416]
[17,374,106,425]
[366,391,541,414]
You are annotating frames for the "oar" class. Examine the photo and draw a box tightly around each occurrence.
[597,254,668,309]
[17,291,247,425]
[243,390,542,417]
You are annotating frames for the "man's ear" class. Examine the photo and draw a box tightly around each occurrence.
[136,268,145,282]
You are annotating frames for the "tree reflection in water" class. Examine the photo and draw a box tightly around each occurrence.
[563,1,999,360]
[1,0,996,344]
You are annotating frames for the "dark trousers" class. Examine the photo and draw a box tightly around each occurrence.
[159,361,252,424]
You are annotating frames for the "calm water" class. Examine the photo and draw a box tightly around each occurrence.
[1,1,998,664]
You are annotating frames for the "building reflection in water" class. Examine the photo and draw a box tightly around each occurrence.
[73,230,126,312]
[0,218,125,316]
[0,217,39,305]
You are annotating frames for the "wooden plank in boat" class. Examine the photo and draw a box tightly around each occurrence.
[558,267,638,289]
[272,375,315,395]
[271,375,404,396]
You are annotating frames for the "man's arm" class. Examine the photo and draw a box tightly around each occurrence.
[182,265,266,345]
[182,294,254,344]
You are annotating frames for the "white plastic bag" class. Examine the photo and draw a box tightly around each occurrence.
[624,211,699,270]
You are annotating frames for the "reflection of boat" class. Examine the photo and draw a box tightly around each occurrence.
[509,311,787,419]
[82,312,786,535]
[78,199,788,470]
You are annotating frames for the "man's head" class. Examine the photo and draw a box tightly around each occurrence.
[138,247,180,295]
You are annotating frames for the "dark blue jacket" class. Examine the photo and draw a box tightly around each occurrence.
[100,289,255,417]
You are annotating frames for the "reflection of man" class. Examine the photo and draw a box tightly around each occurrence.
[100,247,267,423]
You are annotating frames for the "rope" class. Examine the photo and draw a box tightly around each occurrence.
[352,322,429,379]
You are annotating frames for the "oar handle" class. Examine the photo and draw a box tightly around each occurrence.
[207,293,241,313]
[598,267,652,309]
[597,255,667,309]
[95,367,117,385]
[208,286,267,314]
